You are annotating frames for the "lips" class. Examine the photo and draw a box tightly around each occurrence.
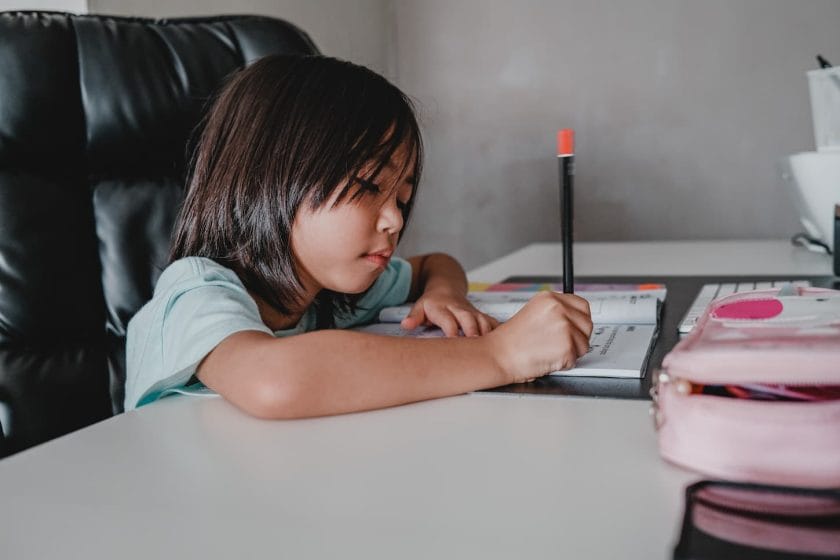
[364,248,393,268]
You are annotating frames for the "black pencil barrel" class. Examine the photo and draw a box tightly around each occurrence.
[561,156,574,293]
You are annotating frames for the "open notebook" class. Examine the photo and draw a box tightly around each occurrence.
[353,283,666,378]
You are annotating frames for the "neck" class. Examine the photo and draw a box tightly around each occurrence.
[250,295,302,331]
[250,283,322,332]
[247,261,322,331]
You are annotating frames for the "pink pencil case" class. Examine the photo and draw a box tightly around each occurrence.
[674,480,840,557]
[653,286,840,488]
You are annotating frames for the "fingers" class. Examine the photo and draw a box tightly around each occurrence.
[564,306,594,339]
[422,307,460,337]
[555,307,592,367]
[400,304,426,330]
[476,313,498,335]
[423,304,498,338]
[451,308,480,337]
[527,292,594,367]
[448,309,500,337]
[557,293,591,315]
[534,291,593,338]
[571,325,591,358]
[555,306,592,360]
[438,314,461,337]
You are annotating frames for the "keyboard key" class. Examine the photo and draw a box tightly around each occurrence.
[677,280,813,334]
[717,283,737,298]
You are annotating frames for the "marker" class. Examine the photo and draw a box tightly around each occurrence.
[557,128,575,293]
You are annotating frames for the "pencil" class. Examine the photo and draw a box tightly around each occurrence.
[558,128,575,293]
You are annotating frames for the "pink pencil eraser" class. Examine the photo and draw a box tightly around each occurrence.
[557,129,574,156]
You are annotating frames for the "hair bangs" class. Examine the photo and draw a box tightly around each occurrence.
[331,92,423,210]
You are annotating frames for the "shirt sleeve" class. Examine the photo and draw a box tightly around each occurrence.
[125,258,271,410]
[334,257,412,328]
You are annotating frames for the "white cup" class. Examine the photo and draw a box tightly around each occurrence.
[781,151,840,252]
[809,67,840,152]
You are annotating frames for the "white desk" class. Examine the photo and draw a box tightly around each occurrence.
[0,241,832,560]
[469,239,831,281]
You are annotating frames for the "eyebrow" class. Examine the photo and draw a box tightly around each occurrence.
[378,160,415,186]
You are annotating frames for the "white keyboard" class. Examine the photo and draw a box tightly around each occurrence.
[677,280,812,334]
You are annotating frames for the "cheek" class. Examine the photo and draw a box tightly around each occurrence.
[290,212,325,263]
[292,207,369,259]
[319,212,358,240]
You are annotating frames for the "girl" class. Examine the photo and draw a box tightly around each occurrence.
[125,55,593,417]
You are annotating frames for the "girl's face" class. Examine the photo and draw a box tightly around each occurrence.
[291,147,415,297]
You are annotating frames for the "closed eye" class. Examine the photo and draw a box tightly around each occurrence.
[354,177,381,195]
[354,176,411,212]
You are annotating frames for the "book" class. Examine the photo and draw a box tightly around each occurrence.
[353,282,666,378]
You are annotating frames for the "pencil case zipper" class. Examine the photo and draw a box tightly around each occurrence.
[651,368,840,487]
[650,369,840,429]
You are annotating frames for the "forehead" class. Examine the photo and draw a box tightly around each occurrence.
[366,142,417,182]
[391,141,417,168]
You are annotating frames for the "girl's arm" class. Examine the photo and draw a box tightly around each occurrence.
[405,253,467,300]
[402,253,498,336]
[198,329,504,419]
[197,291,593,420]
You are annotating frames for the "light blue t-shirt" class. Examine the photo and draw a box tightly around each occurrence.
[124,256,412,411]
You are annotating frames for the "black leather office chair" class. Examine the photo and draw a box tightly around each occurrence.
[0,11,318,456]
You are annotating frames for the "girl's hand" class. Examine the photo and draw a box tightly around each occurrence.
[400,289,500,337]
[485,291,593,383]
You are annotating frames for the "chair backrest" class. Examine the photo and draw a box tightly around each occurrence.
[0,11,318,455]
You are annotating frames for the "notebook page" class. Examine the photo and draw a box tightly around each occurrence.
[378,290,662,325]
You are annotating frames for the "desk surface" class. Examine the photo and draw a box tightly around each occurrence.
[0,241,833,560]
[468,239,832,281]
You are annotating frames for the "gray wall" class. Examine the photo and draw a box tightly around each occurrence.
[0,1,86,12]
[89,0,840,268]
[392,0,840,268]
[88,0,390,76]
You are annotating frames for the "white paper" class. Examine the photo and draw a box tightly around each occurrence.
[358,288,665,379]
[551,323,658,378]
[378,290,663,325]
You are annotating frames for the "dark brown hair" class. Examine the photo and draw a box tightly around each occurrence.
[170,55,423,325]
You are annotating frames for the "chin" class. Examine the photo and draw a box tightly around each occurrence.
[333,276,378,295]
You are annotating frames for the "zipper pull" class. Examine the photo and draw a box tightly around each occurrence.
[675,377,695,395]
[650,369,668,429]
[776,282,798,297]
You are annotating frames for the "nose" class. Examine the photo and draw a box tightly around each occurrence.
[377,198,404,235]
